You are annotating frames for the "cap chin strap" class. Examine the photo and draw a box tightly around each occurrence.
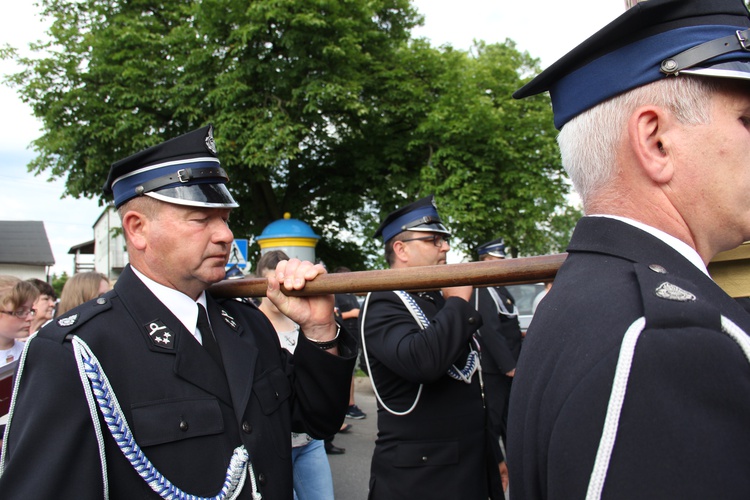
[661,28,750,75]
[136,166,229,196]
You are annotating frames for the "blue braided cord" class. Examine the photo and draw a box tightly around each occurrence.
[75,340,251,500]
[396,291,431,328]
[447,350,479,383]
[395,291,479,384]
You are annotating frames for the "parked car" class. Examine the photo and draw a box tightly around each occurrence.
[505,283,547,333]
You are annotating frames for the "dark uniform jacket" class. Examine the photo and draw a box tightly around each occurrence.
[361,289,504,500]
[473,286,523,443]
[507,217,750,499]
[0,265,356,499]
[473,286,522,375]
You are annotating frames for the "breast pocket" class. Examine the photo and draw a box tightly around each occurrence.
[253,366,292,415]
[131,396,224,447]
[251,367,292,458]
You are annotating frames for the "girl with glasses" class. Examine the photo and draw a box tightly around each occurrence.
[0,276,38,366]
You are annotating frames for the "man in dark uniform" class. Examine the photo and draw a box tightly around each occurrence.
[507,1,750,498]
[360,195,505,499]
[472,238,522,446]
[0,125,356,499]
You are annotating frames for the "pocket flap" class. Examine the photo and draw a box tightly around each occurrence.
[131,396,224,447]
[253,367,292,416]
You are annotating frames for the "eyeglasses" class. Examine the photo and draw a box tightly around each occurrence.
[0,308,36,319]
[401,234,450,247]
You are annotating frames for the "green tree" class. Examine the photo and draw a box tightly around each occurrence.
[51,271,69,298]
[417,41,577,258]
[6,1,573,270]
[341,40,574,259]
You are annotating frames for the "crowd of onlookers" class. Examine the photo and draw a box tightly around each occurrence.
[0,272,111,368]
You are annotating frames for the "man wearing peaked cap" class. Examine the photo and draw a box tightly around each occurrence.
[103,124,239,209]
[373,194,451,242]
[360,196,506,499]
[0,125,357,499]
[471,238,523,457]
[476,237,507,259]
[507,1,750,498]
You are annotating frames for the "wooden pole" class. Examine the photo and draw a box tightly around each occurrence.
[209,253,567,298]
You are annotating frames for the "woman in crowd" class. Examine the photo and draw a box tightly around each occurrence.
[56,272,111,317]
[0,276,38,366]
[256,250,336,500]
[26,278,57,336]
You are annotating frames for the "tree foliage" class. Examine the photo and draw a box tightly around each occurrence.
[6,0,574,270]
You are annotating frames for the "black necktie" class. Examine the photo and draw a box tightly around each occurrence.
[196,303,224,370]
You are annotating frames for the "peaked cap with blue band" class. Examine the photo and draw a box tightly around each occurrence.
[477,238,506,258]
[103,124,239,209]
[514,0,750,129]
[374,195,451,243]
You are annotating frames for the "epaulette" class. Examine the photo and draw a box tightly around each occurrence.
[633,262,721,332]
[39,295,114,344]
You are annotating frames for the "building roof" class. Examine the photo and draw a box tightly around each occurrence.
[68,240,95,255]
[0,221,55,266]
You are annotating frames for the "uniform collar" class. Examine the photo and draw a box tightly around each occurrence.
[130,266,207,341]
[587,215,709,277]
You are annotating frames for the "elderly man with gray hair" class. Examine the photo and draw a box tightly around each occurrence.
[507,0,750,498]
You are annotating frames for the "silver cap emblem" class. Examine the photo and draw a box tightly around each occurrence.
[205,125,217,154]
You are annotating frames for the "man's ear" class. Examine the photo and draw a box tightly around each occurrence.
[392,239,409,264]
[121,210,149,251]
[628,106,675,184]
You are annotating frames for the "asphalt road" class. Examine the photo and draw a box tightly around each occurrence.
[328,376,377,500]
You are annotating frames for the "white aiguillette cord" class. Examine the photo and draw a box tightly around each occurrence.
[69,336,259,500]
[361,290,480,416]
[586,315,750,499]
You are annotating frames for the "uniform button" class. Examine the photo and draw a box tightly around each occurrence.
[179,420,189,432]
[242,421,253,434]
[421,456,428,462]
[258,472,267,485]
[649,264,668,274]
[468,316,477,325]
[96,297,107,305]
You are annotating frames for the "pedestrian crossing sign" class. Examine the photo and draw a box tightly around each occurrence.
[226,239,248,269]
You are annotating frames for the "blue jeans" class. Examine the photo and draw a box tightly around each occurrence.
[291,439,335,500]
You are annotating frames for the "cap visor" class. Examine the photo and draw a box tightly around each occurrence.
[681,60,750,80]
[147,183,239,208]
[407,222,451,236]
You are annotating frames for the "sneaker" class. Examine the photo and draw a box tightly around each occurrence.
[346,404,366,420]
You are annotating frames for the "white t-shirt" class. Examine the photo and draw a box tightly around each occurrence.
[276,325,300,355]
[0,340,24,366]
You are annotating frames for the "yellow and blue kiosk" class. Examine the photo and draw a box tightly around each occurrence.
[254,213,321,263]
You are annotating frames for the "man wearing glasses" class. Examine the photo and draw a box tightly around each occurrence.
[359,195,505,499]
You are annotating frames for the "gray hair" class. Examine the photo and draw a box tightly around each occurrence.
[558,76,718,207]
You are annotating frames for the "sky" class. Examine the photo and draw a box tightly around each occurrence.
[0,0,627,276]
